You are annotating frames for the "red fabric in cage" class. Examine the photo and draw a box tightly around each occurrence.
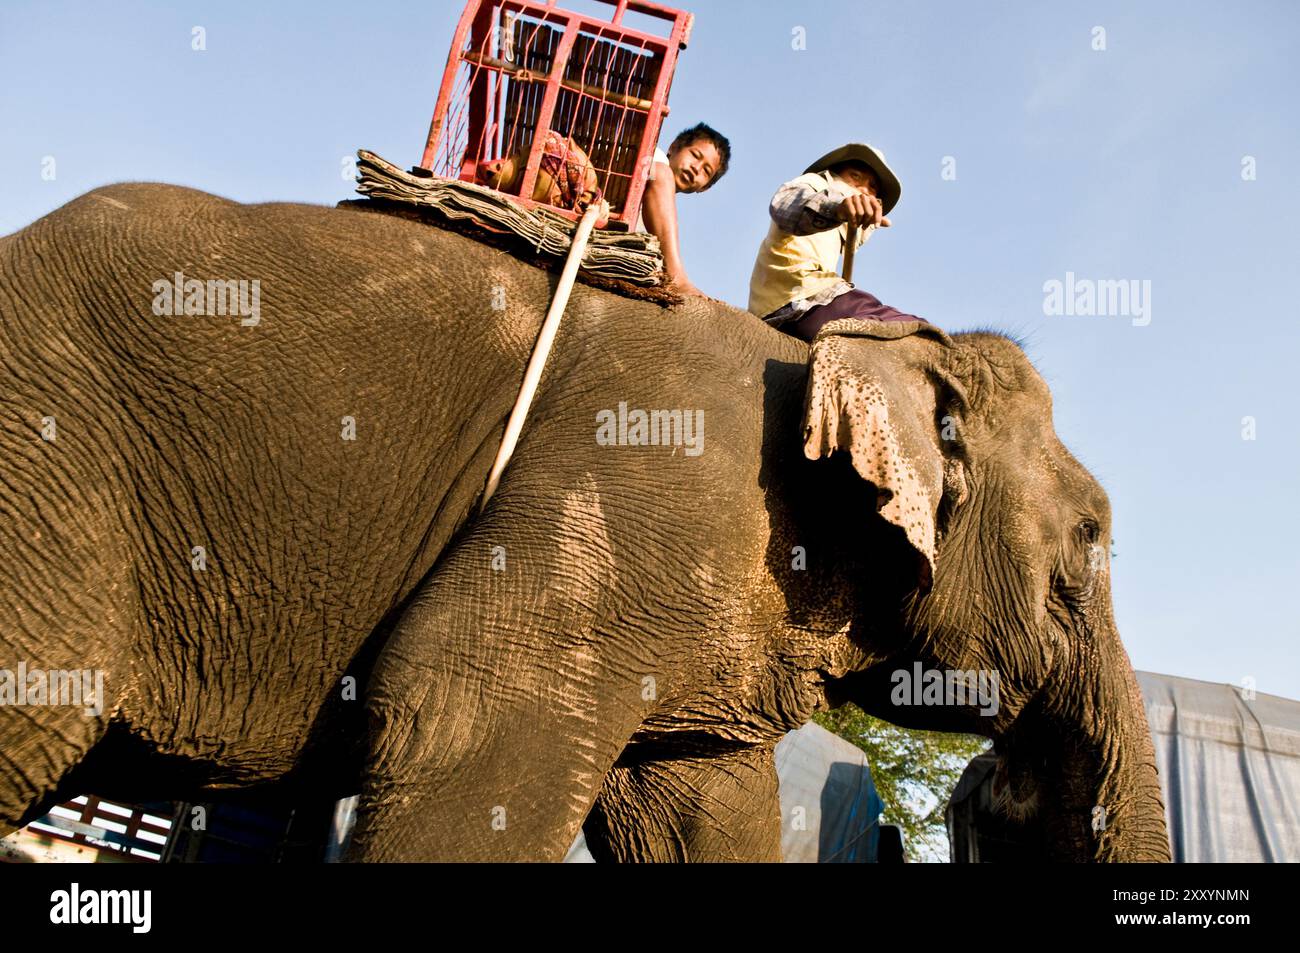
[475,131,607,226]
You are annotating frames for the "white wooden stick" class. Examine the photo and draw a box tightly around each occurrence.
[843,224,858,282]
[480,201,604,509]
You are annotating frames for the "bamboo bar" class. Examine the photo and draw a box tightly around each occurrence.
[463,50,664,113]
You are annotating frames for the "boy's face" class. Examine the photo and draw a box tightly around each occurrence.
[668,138,721,193]
[834,161,881,197]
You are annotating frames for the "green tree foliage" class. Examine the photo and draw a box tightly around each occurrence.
[814,706,990,862]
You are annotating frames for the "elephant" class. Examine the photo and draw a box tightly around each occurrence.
[0,182,1171,862]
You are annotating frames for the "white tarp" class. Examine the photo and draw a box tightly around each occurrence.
[1137,671,1300,862]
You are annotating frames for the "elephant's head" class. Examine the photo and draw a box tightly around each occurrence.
[805,318,1170,861]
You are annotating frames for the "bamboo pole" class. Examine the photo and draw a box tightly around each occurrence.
[462,51,661,113]
[480,201,605,509]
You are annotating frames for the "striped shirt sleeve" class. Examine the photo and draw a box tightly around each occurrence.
[768,176,858,236]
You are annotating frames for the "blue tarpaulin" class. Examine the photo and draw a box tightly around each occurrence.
[774,722,885,862]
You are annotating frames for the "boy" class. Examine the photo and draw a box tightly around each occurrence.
[748,143,926,340]
[639,122,731,297]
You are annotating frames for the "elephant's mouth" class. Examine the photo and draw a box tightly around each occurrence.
[989,755,1039,824]
[984,680,1171,862]
[986,701,1052,825]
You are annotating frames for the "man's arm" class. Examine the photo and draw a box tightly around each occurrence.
[769,178,859,235]
[641,164,702,295]
[770,178,890,235]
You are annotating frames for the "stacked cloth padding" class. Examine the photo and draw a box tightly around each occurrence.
[352,149,667,289]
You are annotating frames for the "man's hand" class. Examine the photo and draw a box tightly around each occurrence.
[836,191,891,229]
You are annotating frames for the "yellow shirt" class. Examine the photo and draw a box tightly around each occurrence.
[748,171,869,318]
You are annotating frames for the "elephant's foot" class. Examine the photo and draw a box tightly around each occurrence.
[346,767,589,862]
[584,742,784,862]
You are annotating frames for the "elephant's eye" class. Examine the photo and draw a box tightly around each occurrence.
[1077,519,1100,545]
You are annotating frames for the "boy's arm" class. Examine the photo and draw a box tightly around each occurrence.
[769,178,860,236]
[642,158,703,295]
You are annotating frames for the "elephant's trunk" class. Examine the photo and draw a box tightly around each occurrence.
[1020,629,1172,862]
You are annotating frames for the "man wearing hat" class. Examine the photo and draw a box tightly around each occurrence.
[748,143,926,341]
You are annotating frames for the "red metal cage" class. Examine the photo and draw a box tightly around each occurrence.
[418,0,693,230]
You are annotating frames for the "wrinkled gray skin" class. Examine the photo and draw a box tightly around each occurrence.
[0,184,1170,862]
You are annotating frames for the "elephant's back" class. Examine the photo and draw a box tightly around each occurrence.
[26,182,544,478]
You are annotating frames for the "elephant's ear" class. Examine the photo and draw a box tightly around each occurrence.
[803,318,955,587]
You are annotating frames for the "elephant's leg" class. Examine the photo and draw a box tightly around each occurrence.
[0,698,112,841]
[584,743,784,862]
[0,491,134,837]
[346,510,650,862]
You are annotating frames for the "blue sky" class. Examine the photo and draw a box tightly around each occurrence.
[3,1,1297,700]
